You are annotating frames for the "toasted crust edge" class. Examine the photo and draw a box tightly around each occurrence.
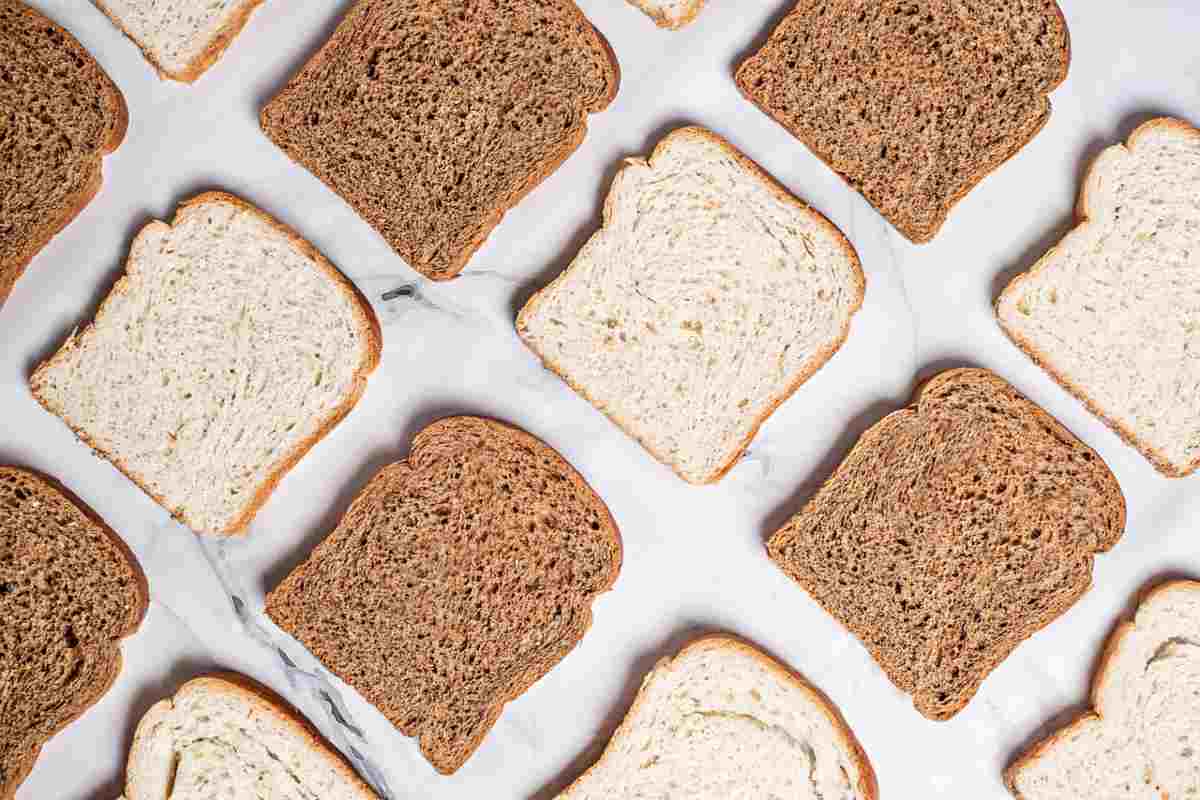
[266,415,623,774]
[733,0,1071,244]
[516,125,865,485]
[556,633,879,800]
[91,0,266,83]
[1003,579,1200,799]
[996,117,1200,478]
[625,0,707,29]
[28,191,383,536]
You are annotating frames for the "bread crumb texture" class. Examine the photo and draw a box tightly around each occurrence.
[998,118,1200,477]
[266,417,621,774]
[736,0,1069,243]
[769,369,1125,720]
[0,467,146,800]
[626,0,706,29]
[261,0,618,280]
[1007,581,1200,799]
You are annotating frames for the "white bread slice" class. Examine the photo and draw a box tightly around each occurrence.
[517,127,864,484]
[119,673,376,800]
[92,0,265,82]
[1006,581,1200,799]
[30,192,381,535]
[557,635,877,799]
[626,0,707,29]
[997,117,1200,477]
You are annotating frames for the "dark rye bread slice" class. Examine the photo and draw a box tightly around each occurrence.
[768,369,1125,720]
[260,0,619,281]
[735,0,1070,243]
[0,0,127,311]
[266,416,622,774]
[0,467,148,800]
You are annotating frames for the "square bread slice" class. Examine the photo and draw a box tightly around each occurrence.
[0,0,127,313]
[119,672,377,799]
[517,126,864,484]
[626,0,707,29]
[260,0,619,281]
[997,118,1200,477]
[30,192,382,536]
[735,0,1070,243]
[92,0,266,83]
[557,635,877,800]
[266,416,622,775]
[1,466,148,800]
[768,368,1126,721]
[1006,580,1200,799]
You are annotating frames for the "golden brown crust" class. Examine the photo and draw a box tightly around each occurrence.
[626,0,708,29]
[996,117,1200,478]
[517,125,864,484]
[29,192,382,536]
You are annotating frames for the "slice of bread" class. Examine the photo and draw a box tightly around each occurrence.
[0,0,127,313]
[1006,581,1200,799]
[735,0,1070,243]
[92,0,266,82]
[997,118,1200,478]
[266,416,622,774]
[119,672,377,799]
[0,466,148,800]
[260,0,619,281]
[517,126,864,484]
[557,635,877,800]
[768,368,1126,720]
[626,0,707,29]
[30,192,382,536]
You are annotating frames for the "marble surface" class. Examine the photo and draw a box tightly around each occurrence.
[4,1,1199,798]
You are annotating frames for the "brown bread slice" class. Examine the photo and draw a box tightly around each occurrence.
[735,0,1070,243]
[266,416,622,774]
[0,0,127,312]
[260,0,619,281]
[768,369,1125,720]
[0,467,148,800]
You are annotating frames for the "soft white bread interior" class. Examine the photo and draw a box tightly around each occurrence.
[626,0,707,28]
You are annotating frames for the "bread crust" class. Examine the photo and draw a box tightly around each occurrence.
[517,125,865,484]
[556,633,879,799]
[91,0,266,83]
[996,117,1200,478]
[1004,579,1200,799]
[626,0,707,29]
[123,671,378,799]
[734,0,1071,244]
[29,191,383,536]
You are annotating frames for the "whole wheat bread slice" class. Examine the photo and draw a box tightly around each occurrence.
[998,118,1200,478]
[0,0,127,313]
[557,635,877,800]
[768,368,1125,720]
[735,0,1070,243]
[1006,580,1200,799]
[266,416,622,774]
[119,672,377,800]
[626,0,707,29]
[260,0,619,281]
[517,126,864,484]
[30,192,382,536]
[92,0,266,83]
[0,466,148,800]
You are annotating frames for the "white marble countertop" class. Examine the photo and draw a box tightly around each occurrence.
[4,2,1199,798]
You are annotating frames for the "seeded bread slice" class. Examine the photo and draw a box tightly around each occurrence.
[260,0,619,281]
[768,368,1126,720]
[266,416,622,774]
[997,118,1200,477]
[91,0,266,83]
[518,126,863,484]
[557,635,877,800]
[625,0,707,29]
[735,0,1070,243]
[0,0,127,313]
[0,467,148,800]
[1006,581,1200,800]
[30,192,382,535]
